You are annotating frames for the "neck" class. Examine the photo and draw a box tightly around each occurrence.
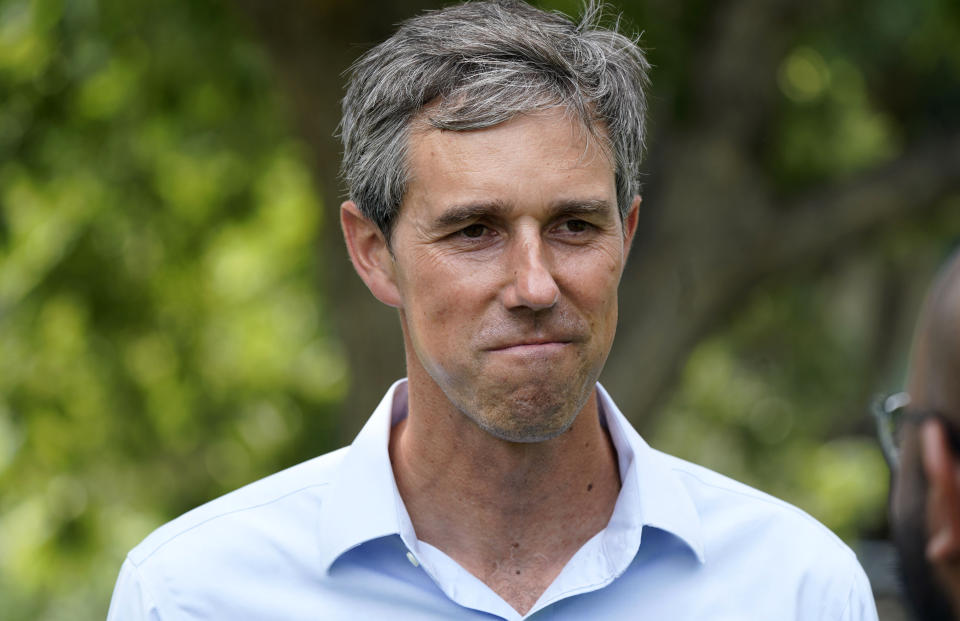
[389,373,621,614]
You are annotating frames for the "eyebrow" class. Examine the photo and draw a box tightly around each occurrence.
[432,198,615,229]
[549,198,616,219]
[433,200,510,230]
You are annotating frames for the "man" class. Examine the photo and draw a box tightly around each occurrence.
[108,2,877,619]
[876,251,960,620]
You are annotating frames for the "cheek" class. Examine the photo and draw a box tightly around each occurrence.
[400,254,487,328]
[891,449,926,522]
[890,470,908,521]
[562,250,623,310]
[566,238,624,277]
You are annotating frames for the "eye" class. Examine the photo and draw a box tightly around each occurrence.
[461,223,487,238]
[562,219,591,233]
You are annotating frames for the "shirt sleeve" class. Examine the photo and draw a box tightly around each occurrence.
[838,559,879,621]
[106,558,163,621]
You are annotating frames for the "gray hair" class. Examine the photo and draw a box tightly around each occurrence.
[339,0,650,237]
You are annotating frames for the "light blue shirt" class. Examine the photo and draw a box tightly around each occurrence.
[108,380,878,620]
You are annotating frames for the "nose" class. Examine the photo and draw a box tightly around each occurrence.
[501,234,560,311]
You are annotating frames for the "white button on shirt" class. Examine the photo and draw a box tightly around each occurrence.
[108,380,878,620]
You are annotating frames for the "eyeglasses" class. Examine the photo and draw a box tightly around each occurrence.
[871,392,960,470]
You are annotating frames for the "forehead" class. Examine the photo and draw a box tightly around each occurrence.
[401,109,616,218]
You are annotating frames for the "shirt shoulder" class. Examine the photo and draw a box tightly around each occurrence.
[650,449,876,620]
[654,448,847,548]
[127,446,349,568]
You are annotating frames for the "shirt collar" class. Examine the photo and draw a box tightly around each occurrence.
[595,383,705,566]
[317,380,705,575]
[317,379,415,573]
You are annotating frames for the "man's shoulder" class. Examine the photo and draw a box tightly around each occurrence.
[648,449,875,618]
[616,448,876,619]
[653,448,852,555]
[127,446,350,568]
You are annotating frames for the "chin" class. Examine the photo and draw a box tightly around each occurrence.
[471,412,577,444]
[460,379,591,443]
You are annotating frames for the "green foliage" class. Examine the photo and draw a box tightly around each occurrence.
[649,0,960,543]
[774,47,901,185]
[653,275,894,541]
[0,0,343,618]
[653,218,960,541]
[769,0,960,187]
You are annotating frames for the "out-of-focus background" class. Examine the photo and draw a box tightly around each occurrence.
[0,0,958,618]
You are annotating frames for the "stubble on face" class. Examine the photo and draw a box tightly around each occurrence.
[402,299,612,443]
[391,110,628,444]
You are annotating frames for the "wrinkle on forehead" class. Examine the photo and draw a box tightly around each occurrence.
[407,104,615,184]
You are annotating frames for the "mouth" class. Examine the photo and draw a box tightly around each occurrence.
[486,339,574,353]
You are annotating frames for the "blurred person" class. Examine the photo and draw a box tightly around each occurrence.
[875,251,960,620]
[108,2,877,619]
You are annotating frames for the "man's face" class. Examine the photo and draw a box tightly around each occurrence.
[891,429,956,621]
[387,109,638,442]
[890,366,958,620]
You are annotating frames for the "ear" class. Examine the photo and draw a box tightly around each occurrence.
[340,201,402,308]
[921,419,960,563]
[622,195,641,257]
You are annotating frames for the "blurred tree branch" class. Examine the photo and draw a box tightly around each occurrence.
[775,134,960,266]
[607,130,960,428]
[689,0,807,144]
